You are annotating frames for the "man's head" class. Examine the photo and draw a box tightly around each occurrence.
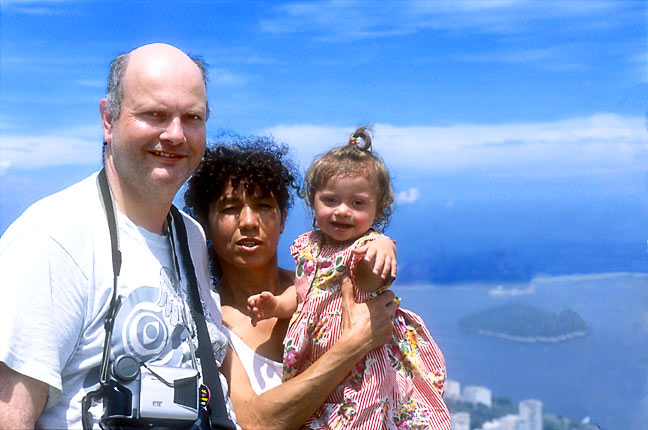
[99,43,209,214]
[104,51,209,120]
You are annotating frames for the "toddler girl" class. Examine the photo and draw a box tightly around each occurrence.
[248,126,451,430]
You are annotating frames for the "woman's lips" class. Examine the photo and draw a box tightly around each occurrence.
[236,238,262,249]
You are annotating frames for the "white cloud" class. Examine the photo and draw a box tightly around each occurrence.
[0,0,71,3]
[0,0,76,15]
[3,114,645,177]
[396,188,420,204]
[75,79,105,88]
[260,0,636,42]
[263,113,648,178]
[0,124,101,170]
[0,160,11,175]
[209,69,249,87]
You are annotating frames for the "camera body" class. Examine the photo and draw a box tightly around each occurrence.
[102,355,200,429]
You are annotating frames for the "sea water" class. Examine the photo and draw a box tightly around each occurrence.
[393,272,648,430]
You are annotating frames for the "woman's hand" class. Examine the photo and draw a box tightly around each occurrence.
[339,276,397,352]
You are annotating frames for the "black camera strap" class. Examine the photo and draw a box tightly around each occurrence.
[169,205,236,430]
[97,168,123,387]
[81,169,124,430]
[86,168,235,430]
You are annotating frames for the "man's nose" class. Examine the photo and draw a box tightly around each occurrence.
[160,116,185,145]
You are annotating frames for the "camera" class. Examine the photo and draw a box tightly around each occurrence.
[101,355,201,429]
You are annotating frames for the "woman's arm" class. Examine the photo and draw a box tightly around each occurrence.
[221,278,397,430]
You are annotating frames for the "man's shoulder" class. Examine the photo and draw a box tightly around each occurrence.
[1,172,103,245]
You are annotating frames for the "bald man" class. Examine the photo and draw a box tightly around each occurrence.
[0,44,233,429]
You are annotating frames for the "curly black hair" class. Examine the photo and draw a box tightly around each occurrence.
[184,134,301,229]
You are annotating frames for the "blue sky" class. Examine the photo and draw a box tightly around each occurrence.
[1,0,647,272]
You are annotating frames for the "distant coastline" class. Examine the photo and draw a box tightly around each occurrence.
[471,328,587,343]
[458,302,588,343]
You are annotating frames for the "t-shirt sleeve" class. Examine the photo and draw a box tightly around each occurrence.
[0,230,88,409]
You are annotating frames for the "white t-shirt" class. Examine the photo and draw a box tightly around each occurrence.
[222,326,282,394]
[0,172,231,429]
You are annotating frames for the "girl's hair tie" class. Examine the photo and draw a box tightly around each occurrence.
[348,127,372,151]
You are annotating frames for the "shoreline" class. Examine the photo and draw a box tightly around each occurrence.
[469,329,587,343]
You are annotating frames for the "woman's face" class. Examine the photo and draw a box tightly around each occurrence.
[207,180,286,271]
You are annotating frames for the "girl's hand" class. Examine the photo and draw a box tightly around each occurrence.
[352,235,397,280]
[247,291,280,326]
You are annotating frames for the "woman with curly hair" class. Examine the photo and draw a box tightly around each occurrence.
[184,135,397,429]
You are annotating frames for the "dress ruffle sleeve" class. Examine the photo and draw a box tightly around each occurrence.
[290,231,321,303]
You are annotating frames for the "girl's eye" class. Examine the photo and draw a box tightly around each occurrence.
[353,200,365,207]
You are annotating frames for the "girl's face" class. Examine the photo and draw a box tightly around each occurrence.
[313,174,378,245]
[207,180,286,271]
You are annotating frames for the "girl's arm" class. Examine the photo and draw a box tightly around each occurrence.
[222,277,397,430]
[247,285,298,326]
[353,234,397,293]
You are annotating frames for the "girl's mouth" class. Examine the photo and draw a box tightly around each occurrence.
[331,222,352,230]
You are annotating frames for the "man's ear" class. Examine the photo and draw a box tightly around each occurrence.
[99,98,114,144]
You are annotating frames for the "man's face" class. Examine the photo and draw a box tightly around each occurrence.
[102,45,207,204]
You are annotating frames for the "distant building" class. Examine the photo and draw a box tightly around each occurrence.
[482,419,501,430]
[451,412,470,430]
[519,399,543,430]
[499,414,528,430]
[483,414,528,430]
[463,385,492,408]
[445,378,462,401]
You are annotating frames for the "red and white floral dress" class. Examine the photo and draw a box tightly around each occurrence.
[284,230,451,430]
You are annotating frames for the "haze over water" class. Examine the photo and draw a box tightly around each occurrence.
[394,272,648,430]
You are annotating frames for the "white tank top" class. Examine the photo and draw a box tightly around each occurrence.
[222,326,283,394]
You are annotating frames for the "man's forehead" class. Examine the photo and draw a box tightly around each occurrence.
[122,45,205,92]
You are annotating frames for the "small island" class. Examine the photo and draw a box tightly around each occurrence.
[458,302,587,343]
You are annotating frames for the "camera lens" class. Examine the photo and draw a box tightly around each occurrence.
[112,355,140,381]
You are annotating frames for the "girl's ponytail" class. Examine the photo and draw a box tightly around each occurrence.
[348,126,373,151]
